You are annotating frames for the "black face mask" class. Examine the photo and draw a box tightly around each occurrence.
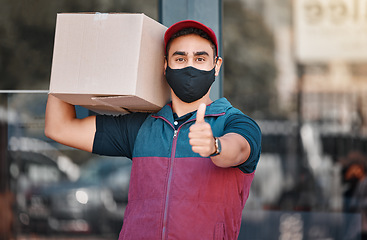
[165,65,216,103]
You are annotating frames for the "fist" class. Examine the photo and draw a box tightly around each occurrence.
[189,103,216,157]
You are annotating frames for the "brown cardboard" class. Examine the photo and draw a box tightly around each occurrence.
[49,13,170,114]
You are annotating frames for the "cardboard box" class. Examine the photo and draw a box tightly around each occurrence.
[49,13,170,115]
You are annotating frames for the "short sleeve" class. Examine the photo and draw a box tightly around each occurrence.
[92,112,149,159]
[223,113,262,173]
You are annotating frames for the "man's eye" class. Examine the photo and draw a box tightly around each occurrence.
[176,58,185,62]
[196,57,205,62]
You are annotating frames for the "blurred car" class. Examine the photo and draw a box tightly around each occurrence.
[9,150,69,234]
[39,156,131,235]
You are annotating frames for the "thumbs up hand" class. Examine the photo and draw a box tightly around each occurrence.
[189,103,216,157]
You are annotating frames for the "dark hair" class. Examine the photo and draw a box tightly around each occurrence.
[165,27,217,58]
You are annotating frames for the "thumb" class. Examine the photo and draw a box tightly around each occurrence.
[196,103,206,124]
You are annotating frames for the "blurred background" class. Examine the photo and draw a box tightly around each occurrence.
[1,0,367,239]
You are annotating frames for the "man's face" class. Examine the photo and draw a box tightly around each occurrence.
[165,34,221,74]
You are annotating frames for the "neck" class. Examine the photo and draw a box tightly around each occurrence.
[171,90,212,117]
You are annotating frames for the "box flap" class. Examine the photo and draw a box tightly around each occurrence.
[83,104,130,115]
[92,95,162,112]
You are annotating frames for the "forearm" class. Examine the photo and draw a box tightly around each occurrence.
[210,133,251,168]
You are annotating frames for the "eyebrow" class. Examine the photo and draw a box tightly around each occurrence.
[172,51,187,56]
[171,51,210,57]
[194,51,209,56]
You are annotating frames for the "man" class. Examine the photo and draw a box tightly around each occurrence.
[45,19,261,240]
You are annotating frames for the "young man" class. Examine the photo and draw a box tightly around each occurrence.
[45,20,261,240]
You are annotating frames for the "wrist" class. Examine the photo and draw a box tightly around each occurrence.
[210,137,221,157]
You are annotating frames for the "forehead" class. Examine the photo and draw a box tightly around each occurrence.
[168,34,214,56]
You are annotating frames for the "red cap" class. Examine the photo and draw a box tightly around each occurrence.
[164,20,218,56]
